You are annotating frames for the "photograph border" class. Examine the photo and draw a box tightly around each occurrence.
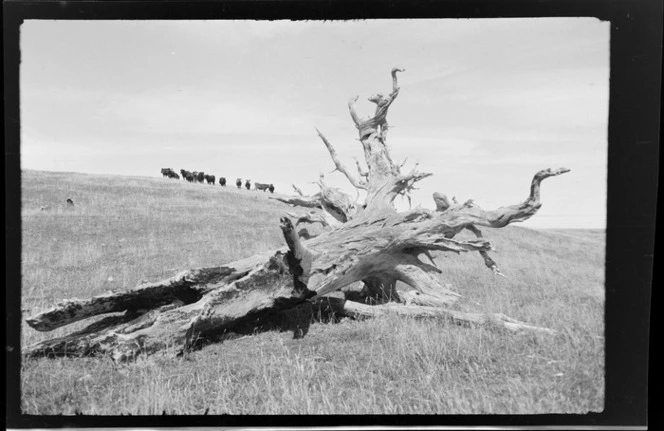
[5,0,658,428]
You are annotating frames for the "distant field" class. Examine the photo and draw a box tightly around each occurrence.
[20,170,605,415]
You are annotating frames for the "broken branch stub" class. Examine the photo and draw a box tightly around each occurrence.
[24,68,567,361]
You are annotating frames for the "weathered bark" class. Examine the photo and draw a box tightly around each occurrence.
[272,174,358,226]
[26,250,284,332]
[25,247,311,361]
[24,68,568,361]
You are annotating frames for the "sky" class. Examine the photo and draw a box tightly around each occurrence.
[20,18,609,228]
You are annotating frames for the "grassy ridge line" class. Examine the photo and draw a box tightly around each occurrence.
[20,169,605,414]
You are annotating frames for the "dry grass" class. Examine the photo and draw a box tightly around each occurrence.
[20,169,605,415]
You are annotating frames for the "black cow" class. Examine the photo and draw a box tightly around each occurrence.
[219,177,227,186]
[161,168,174,177]
[180,169,191,180]
[204,174,216,185]
[268,184,275,193]
[245,179,251,190]
[196,172,205,183]
[236,178,242,189]
[168,171,180,180]
[185,173,194,182]
[254,182,270,192]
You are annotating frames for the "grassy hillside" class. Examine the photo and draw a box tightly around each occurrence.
[20,170,605,415]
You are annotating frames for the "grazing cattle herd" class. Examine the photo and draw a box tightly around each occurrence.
[161,168,275,193]
[38,171,275,212]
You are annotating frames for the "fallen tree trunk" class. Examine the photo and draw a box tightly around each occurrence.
[26,250,285,332]
[25,243,311,361]
[24,68,568,362]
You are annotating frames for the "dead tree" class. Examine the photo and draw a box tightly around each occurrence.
[24,68,568,362]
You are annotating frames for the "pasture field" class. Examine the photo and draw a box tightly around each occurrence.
[20,169,605,415]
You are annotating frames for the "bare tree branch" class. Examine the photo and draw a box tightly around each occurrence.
[442,168,571,229]
[315,128,367,190]
[391,67,405,92]
[390,165,433,201]
[322,299,555,335]
[433,193,503,276]
[286,210,328,227]
[354,158,369,178]
[271,195,321,208]
[348,68,405,141]
[465,225,506,278]
[292,184,306,197]
[348,95,363,129]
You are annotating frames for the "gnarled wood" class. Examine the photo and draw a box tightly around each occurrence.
[24,68,566,362]
[26,250,283,332]
[272,175,357,224]
[317,129,366,191]
[25,248,309,360]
